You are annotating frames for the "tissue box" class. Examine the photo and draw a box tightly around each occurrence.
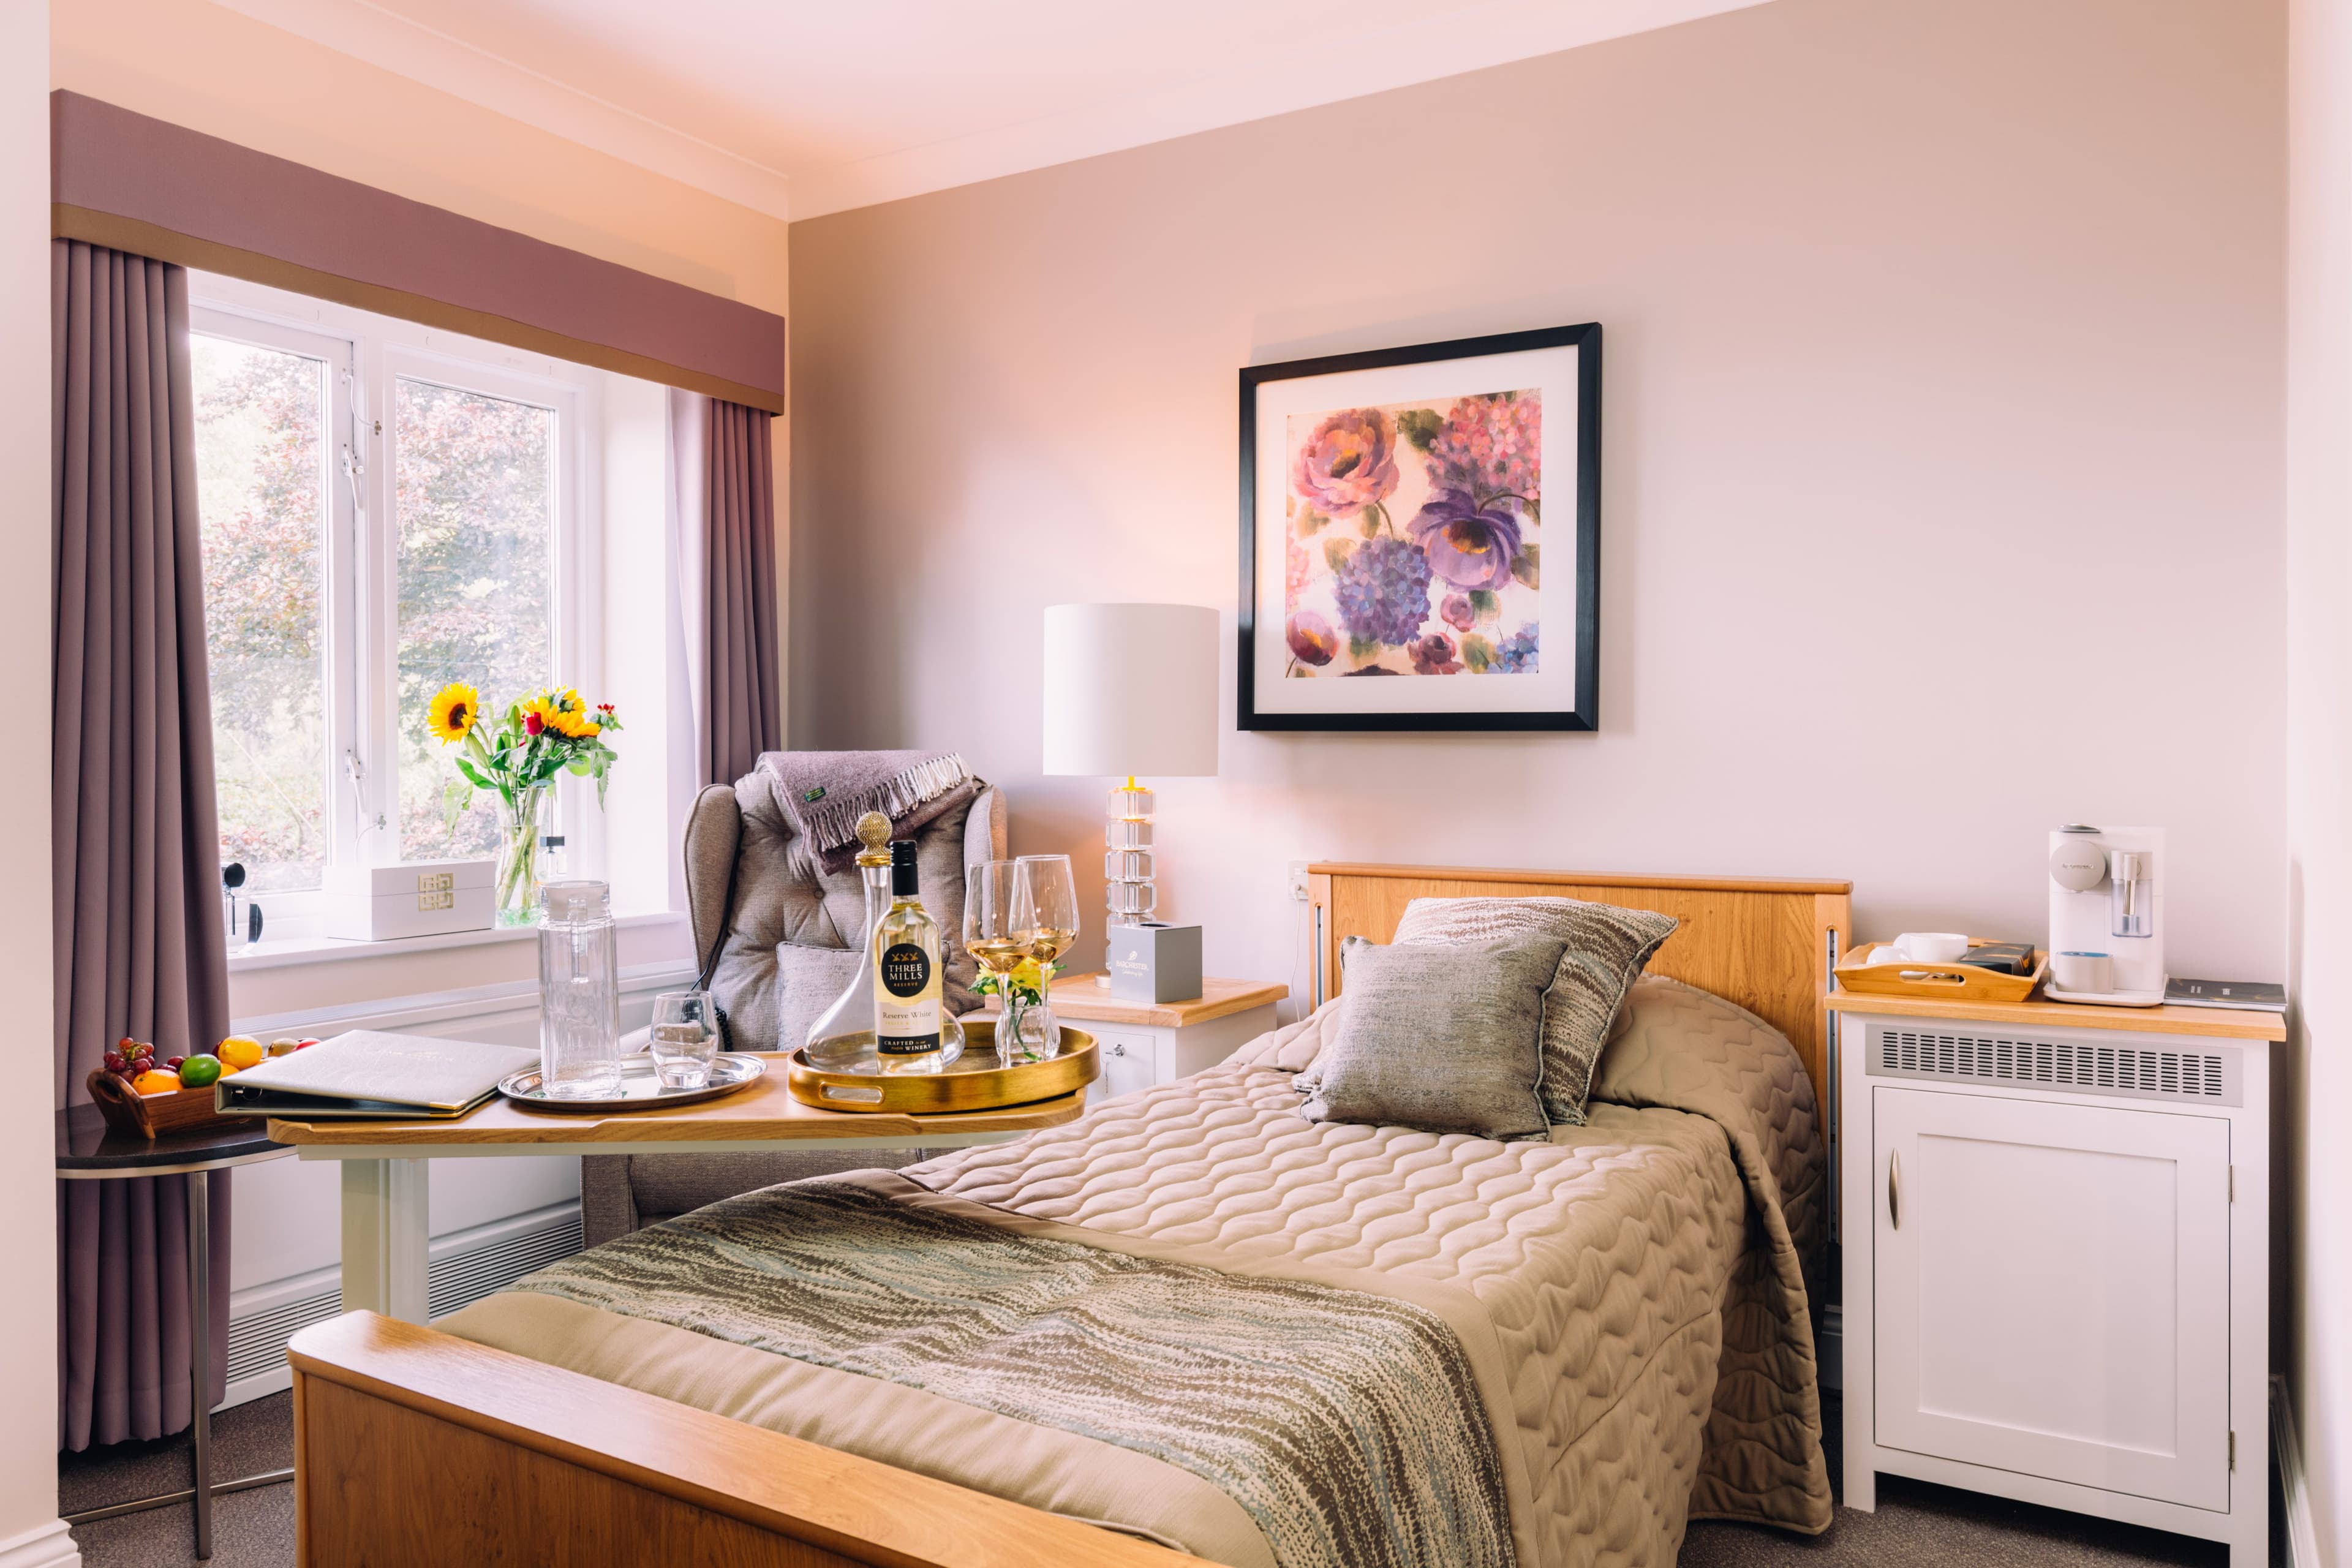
[1106,922,1202,1004]
[323,858,494,941]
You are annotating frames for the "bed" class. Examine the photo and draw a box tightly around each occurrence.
[287,863,1851,1568]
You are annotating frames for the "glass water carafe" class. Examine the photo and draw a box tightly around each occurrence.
[539,879,620,1098]
[804,821,894,1070]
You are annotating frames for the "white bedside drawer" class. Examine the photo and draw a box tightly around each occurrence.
[1091,1029,1159,1102]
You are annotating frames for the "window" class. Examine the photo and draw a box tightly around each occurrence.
[190,277,616,939]
[191,330,335,895]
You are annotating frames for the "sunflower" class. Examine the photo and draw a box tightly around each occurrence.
[426,682,480,744]
[551,706,601,739]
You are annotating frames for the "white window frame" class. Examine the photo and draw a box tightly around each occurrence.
[191,274,608,939]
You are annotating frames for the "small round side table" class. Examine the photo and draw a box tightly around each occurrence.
[56,1104,295,1560]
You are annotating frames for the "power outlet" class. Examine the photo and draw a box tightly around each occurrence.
[1287,861,1311,902]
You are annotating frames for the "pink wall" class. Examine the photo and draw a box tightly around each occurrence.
[2285,0,2349,1555]
[789,0,2286,994]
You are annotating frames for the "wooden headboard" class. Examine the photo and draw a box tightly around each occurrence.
[1306,864,1852,1104]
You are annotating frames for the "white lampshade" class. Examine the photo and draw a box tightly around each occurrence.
[1042,603,1219,777]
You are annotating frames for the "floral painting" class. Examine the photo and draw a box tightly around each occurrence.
[1282,390,1540,679]
[1240,322,1599,732]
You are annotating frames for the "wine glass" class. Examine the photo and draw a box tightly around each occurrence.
[965,862,1022,1055]
[1007,854,1079,1061]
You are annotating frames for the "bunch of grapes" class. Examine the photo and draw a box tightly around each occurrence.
[100,1038,156,1083]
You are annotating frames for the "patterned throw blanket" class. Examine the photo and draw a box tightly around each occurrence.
[513,1179,1514,1568]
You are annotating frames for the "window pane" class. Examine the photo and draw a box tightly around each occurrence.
[194,336,331,894]
[396,377,555,860]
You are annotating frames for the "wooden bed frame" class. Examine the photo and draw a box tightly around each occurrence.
[288,863,1850,1566]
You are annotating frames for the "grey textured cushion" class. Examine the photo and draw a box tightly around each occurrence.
[689,767,1007,1052]
[1392,895,1678,1126]
[1298,935,1566,1140]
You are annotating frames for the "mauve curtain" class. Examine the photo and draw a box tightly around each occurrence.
[51,239,233,1450]
[673,391,780,785]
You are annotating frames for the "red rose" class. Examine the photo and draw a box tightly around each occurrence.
[524,712,544,736]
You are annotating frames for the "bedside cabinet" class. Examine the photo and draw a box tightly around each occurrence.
[1016,975,1287,1102]
[1830,991,2283,1566]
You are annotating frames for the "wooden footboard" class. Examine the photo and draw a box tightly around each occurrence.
[288,1311,1207,1567]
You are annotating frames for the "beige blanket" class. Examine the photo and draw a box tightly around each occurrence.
[445,978,1831,1567]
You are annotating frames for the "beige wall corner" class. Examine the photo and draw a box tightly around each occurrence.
[2286,0,2352,1561]
[6,0,66,1561]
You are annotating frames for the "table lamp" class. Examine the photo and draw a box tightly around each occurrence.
[1042,603,1220,933]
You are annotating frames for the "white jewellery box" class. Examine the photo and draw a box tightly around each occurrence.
[323,859,495,941]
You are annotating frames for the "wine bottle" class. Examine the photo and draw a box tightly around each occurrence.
[873,840,944,1069]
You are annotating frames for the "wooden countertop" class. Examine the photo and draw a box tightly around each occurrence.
[265,1053,1088,1147]
[990,974,1289,1030]
[1828,990,2285,1042]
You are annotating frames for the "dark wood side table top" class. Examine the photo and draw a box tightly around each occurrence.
[56,1102,290,1177]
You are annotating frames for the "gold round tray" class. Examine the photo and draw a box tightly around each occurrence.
[787,1022,1097,1114]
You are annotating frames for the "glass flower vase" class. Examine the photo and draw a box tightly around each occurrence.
[997,992,1060,1065]
[495,784,550,927]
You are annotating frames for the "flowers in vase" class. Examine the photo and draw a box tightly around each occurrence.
[426,681,623,829]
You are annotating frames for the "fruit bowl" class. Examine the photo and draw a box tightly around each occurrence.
[86,1067,230,1139]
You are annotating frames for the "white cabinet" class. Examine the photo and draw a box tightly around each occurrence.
[1871,1087,2231,1509]
[995,976,1287,1104]
[1835,998,2275,1566]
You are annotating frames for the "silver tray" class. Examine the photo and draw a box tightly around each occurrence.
[496,1050,766,1113]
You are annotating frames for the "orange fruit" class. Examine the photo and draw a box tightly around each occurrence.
[217,1036,265,1070]
[133,1069,181,1096]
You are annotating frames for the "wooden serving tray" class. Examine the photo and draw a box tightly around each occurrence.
[86,1066,232,1138]
[788,1023,1098,1113]
[1834,941,2046,1004]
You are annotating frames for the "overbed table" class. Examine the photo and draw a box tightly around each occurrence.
[264,1052,1089,1323]
[56,1105,296,1559]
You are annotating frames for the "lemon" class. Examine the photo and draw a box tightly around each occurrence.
[217,1036,265,1070]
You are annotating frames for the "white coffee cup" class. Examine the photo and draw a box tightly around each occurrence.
[1893,932,1969,964]
[2051,951,2114,993]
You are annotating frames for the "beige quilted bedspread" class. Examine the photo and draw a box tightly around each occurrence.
[448,976,1830,1568]
[909,974,1834,1562]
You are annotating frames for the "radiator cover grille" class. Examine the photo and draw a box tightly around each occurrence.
[1871,1026,2238,1106]
[224,1209,584,1395]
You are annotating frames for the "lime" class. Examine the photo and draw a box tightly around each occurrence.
[177,1054,223,1088]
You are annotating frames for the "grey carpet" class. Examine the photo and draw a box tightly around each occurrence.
[55,1387,2245,1567]
[61,1393,293,1568]
[1681,1389,2237,1567]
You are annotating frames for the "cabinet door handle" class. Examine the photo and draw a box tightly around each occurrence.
[1888,1148,1902,1231]
[1107,1042,1127,1057]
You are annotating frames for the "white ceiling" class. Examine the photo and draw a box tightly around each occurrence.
[216,0,1774,221]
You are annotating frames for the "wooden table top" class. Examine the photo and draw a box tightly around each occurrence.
[265,1053,1090,1148]
[990,974,1289,1030]
[1827,990,2286,1041]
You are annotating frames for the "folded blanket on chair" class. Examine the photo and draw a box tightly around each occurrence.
[757,750,976,873]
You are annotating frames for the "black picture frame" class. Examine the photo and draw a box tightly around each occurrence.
[1237,322,1600,732]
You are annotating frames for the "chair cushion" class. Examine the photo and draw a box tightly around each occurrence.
[702,773,997,1052]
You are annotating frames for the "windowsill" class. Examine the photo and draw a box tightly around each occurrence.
[223,910,689,971]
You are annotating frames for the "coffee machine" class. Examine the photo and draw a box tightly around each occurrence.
[2046,824,2165,1006]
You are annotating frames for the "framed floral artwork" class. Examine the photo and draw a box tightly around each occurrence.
[1238,323,1599,731]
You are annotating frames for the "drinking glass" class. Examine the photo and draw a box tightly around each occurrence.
[1006,854,1080,1061]
[649,990,720,1090]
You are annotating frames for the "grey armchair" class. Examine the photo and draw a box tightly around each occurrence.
[579,756,1006,1245]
